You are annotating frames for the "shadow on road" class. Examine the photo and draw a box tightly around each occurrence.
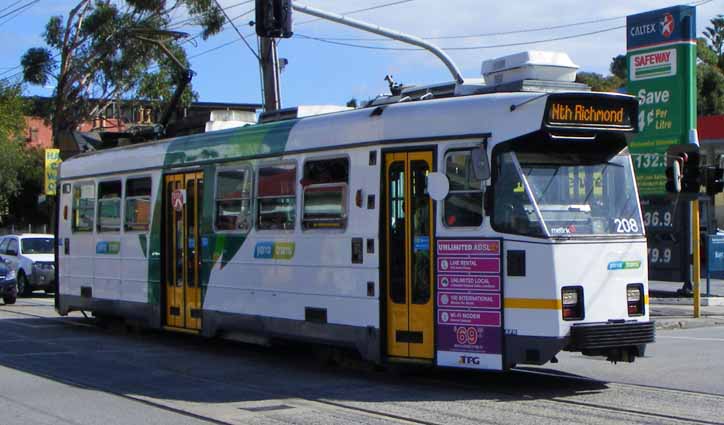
[0,313,609,407]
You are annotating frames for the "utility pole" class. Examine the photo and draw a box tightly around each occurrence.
[259,37,281,112]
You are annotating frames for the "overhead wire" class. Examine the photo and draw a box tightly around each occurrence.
[294,0,416,26]
[295,24,628,51]
[302,0,716,42]
[212,0,259,60]
[166,0,253,30]
[0,0,24,15]
[183,0,420,60]
[0,0,38,24]
[316,16,626,42]
[295,0,716,52]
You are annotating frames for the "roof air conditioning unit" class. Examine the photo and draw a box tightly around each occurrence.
[481,51,579,86]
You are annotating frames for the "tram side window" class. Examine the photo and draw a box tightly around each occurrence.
[97,180,122,232]
[125,177,151,231]
[72,182,95,233]
[215,168,252,232]
[257,163,296,230]
[444,150,484,227]
[302,157,349,230]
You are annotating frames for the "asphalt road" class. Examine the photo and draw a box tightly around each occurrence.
[1,295,723,425]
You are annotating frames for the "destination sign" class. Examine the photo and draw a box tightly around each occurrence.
[544,95,637,130]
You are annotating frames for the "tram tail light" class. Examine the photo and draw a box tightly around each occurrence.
[627,284,645,316]
[561,286,584,320]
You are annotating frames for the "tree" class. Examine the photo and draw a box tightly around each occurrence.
[697,64,724,115]
[575,72,622,92]
[697,15,724,116]
[21,0,225,158]
[704,14,724,58]
[0,83,42,224]
[698,38,719,66]
[610,54,627,82]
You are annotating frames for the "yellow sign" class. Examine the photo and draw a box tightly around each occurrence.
[44,149,61,195]
[549,103,627,126]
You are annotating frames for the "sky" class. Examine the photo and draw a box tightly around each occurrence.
[0,0,722,109]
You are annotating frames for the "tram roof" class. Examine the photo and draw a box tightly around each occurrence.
[59,90,629,180]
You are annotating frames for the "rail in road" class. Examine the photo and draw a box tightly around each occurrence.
[1,299,723,425]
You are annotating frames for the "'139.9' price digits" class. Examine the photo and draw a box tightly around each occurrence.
[648,247,672,264]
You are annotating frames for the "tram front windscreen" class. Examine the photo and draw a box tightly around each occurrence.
[493,147,644,238]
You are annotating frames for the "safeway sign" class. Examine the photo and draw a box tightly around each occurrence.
[626,5,697,196]
[630,49,677,81]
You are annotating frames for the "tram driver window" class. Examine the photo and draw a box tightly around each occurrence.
[301,157,349,230]
[491,152,544,237]
[72,182,95,233]
[215,169,252,232]
[257,163,297,230]
[444,150,484,227]
[125,177,151,231]
[97,180,122,232]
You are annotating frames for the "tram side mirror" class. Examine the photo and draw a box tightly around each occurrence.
[471,145,490,181]
[427,172,450,201]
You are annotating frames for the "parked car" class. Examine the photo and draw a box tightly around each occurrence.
[0,257,17,304]
[0,234,55,296]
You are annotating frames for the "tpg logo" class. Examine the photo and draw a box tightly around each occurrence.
[458,355,480,365]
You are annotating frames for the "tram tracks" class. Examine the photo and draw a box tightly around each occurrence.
[2,306,723,425]
[412,368,724,425]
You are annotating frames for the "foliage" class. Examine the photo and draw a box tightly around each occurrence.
[698,18,724,116]
[575,55,626,92]
[0,83,27,140]
[136,43,198,110]
[610,55,627,81]
[698,38,719,66]
[575,72,623,92]
[704,14,724,58]
[0,83,43,224]
[697,63,724,115]
[21,0,224,154]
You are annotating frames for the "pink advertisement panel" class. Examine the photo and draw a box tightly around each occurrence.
[437,240,500,257]
[438,309,501,327]
[437,292,501,309]
[437,257,500,274]
[437,274,500,291]
[436,238,503,369]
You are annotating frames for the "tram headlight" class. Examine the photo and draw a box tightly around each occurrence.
[627,284,645,316]
[561,286,584,320]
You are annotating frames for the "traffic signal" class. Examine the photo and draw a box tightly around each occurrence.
[665,144,700,193]
[255,0,293,38]
[705,166,724,196]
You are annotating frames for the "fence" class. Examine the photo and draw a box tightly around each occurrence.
[0,223,50,235]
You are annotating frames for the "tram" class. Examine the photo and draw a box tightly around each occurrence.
[55,52,654,371]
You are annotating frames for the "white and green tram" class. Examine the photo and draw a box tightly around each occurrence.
[56,66,654,371]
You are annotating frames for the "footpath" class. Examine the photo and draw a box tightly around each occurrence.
[649,279,724,329]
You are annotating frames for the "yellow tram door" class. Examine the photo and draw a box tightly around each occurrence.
[164,172,203,331]
[384,151,435,360]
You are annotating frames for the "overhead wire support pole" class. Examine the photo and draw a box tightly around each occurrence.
[291,2,465,85]
[260,37,281,112]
